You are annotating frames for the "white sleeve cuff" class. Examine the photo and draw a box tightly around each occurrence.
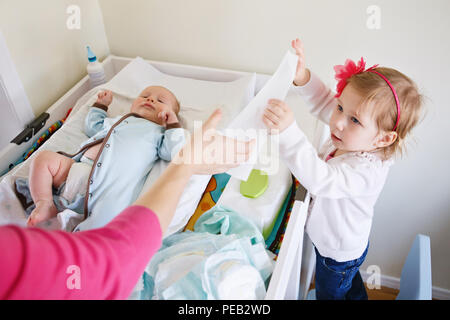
[292,71,324,96]
[278,121,306,149]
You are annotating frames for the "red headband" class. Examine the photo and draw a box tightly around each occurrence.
[334,58,401,131]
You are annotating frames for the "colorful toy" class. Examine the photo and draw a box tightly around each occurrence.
[5,108,73,174]
[184,173,231,231]
[240,169,269,198]
[20,120,64,162]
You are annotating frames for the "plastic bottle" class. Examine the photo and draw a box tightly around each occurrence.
[86,46,106,88]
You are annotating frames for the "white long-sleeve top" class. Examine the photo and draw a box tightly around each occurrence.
[278,72,394,262]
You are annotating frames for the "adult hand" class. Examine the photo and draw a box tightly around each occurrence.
[173,108,256,175]
[134,108,255,232]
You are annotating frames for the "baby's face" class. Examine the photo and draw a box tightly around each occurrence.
[329,84,381,153]
[131,86,179,125]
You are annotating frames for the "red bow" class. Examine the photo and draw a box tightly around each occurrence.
[334,57,378,97]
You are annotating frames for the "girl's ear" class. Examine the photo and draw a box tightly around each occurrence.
[374,131,398,148]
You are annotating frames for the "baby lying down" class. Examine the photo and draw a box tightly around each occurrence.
[24,86,185,231]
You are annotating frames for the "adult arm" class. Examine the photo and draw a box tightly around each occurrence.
[135,109,255,232]
[0,108,253,299]
[0,205,161,299]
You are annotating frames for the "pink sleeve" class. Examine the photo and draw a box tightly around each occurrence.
[0,205,162,300]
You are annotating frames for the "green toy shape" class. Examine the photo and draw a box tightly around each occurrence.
[240,169,269,198]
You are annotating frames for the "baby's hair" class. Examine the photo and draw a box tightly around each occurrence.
[140,85,181,114]
[347,67,424,159]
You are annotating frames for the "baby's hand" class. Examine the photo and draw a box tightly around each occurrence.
[158,110,179,127]
[291,38,310,86]
[96,90,113,107]
[263,99,295,134]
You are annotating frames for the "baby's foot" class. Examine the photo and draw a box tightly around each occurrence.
[27,200,58,227]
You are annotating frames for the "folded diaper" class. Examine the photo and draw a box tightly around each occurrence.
[205,250,266,300]
[131,205,274,300]
[58,156,93,205]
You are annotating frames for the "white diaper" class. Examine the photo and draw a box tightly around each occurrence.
[60,156,93,203]
[37,156,94,232]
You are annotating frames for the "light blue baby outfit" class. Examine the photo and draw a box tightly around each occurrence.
[73,106,185,231]
[132,205,274,300]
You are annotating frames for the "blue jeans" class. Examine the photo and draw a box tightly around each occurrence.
[314,244,369,300]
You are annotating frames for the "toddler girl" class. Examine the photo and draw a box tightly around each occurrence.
[263,38,423,299]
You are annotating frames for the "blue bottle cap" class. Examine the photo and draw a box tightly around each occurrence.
[87,46,97,62]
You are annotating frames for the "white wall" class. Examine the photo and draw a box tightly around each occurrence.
[0,0,110,116]
[98,0,450,290]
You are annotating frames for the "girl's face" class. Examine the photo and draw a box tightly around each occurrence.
[329,84,383,153]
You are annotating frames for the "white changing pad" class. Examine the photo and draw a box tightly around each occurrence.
[217,134,292,239]
[0,57,256,236]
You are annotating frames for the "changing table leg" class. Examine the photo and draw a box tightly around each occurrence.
[299,234,315,300]
[284,237,302,299]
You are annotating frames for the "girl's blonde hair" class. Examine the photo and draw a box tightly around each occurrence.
[347,67,424,159]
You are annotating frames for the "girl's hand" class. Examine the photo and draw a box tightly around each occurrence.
[96,90,113,107]
[291,38,311,86]
[158,110,179,127]
[263,99,295,134]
